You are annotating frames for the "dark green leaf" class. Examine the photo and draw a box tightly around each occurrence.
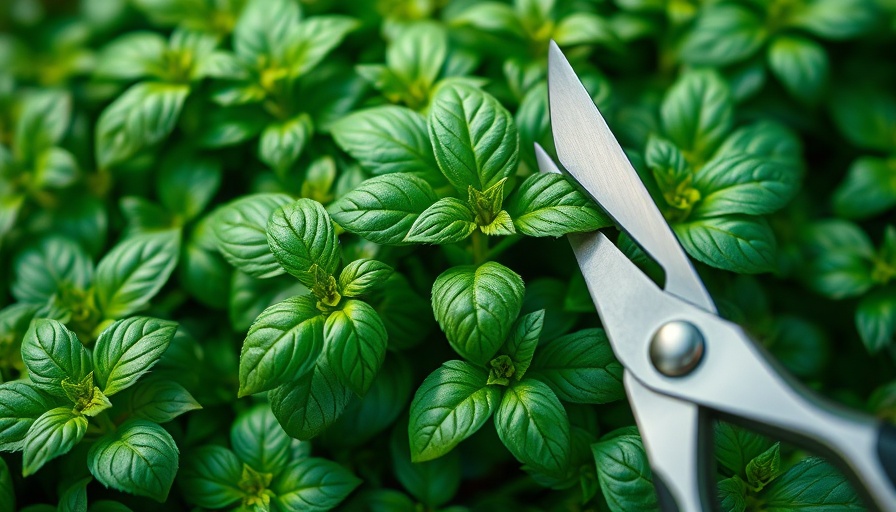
[21,319,92,394]
[59,477,91,512]
[528,328,624,404]
[273,457,361,511]
[718,477,747,512]
[179,445,244,509]
[213,194,293,279]
[506,172,610,237]
[0,382,61,451]
[692,155,801,217]
[269,358,354,440]
[767,35,828,102]
[856,288,896,354]
[126,379,201,423]
[390,421,460,508]
[714,422,773,478]
[661,69,733,160]
[284,16,358,78]
[830,90,896,152]
[0,457,13,512]
[405,198,477,244]
[432,262,525,364]
[259,114,313,173]
[267,199,341,286]
[338,259,393,297]
[15,90,71,164]
[229,271,308,331]
[386,21,447,90]
[789,0,876,39]
[94,32,166,80]
[157,154,222,221]
[495,379,570,476]
[680,5,767,66]
[93,316,177,395]
[12,236,92,305]
[231,405,292,474]
[499,309,544,380]
[23,407,87,476]
[591,429,658,512]
[232,0,301,62]
[760,457,861,511]
[745,443,781,490]
[833,157,896,219]
[674,215,776,274]
[33,147,79,189]
[324,300,387,396]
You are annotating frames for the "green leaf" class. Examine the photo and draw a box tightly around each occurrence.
[0,457,13,512]
[329,173,438,245]
[674,215,776,274]
[23,407,87,476]
[213,194,293,279]
[239,294,325,397]
[692,155,801,218]
[506,173,610,237]
[679,5,766,66]
[789,0,877,39]
[645,135,691,183]
[528,328,624,404]
[432,262,525,364]
[120,197,174,235]
[767,35,829,102]
[745,443,781,491]
[760,457,860,510]
[428,83,519,193]
[126,379,202,423]
[331,106,438,179]
[33,147,79,189]
[87,420,179,502]
[404,198,477,244]
[830,90,896,152]
[232,0,301,62]
[0,382,61,451]
[390,421,460,508]
[198,106,269,148]
[718,477,747,512]
[14,90,71,164]
[94,230,180,318]
[806,254,876,299]
[338,259,393,297]
[714,121,802,164]
[714,422,773,478]
[22,319,92,394]
[59,477,91,512]
[267,199,341,287]
[499,310,544,381]
[62,372,112,417]
[408,360,501,462]
[269,359,354,440]
[95,82,190,169]
[231,405,292,475]
[179,445,244,509]
[448,2,525,37]
[157,154,222,222]
[94,32,167,80]
[12,236,92,305]
[93,316,177,395]
[833,157,896,219]
[856,288,896,354]
[591,429,658,512]
[324,300,388,396]
[259,114,313,174]
[273,457,361,511]
[284,16,358,78]
[554,13,618,47]
[495,379,570,476]
[371,274,434,350]
[387,21,447,90]
[661,69,733,161]
[229,271,308,332]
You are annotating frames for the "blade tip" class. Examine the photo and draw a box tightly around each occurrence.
[534,143,561,175]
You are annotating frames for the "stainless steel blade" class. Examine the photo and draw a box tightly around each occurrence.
[547,41,715,313]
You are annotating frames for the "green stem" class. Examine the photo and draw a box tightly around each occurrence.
[472,230,488,265]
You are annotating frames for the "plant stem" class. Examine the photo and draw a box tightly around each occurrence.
[472,230,488,265]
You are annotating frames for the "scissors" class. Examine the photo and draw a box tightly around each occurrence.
[540,41,896,512]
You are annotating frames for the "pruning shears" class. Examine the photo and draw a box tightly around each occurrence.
[541,41,896,512]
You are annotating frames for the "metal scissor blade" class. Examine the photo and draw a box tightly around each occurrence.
[547,41,716,313]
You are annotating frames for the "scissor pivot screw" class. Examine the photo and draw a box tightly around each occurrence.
[650,321,705,377]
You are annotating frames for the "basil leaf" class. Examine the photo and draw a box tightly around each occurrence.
[856,288,896,354]
[229,271,307,331]
[331,106,439,179]
[231,405,291,475]
[95,82,189,169]
[94,230,180,318]
[553,13,618,48]
[157,154,222,222]
[213,193,293,279]
[94,32,167,80]
[591,429,658,512]
[198,106,269,148]
[12,236,92,305]
[15,90,71,164]
[429,83,519,193]
[339,259,393,297]
[329,173,438,245]
[268,198,341,286]
[804,220,876,299]
[506,173,610,237]
[674,215,776,274]
[718,477,747,512]
[120,197,173,235]
[432,262,525,364]
[448,2,525,37]
[387,21,446,90]
[833,157,896,219]
[789,0,876,39]
[324,300,388,396]
[408,360,500,462]
[0,382,61,451]
[499,309,544,381]
[259,114,313,174]
[0,458,12,512]
[179,445,244,509]
[283,15,357,78]
[495,379,570,476]
[390,421,460,508]
[715,422,773,478]
[679,5,767,66]
[371,274,434,350]
[232,0,301,62]
[768,35,828,102]
[33,147,79,189]
[745,443,781,490]
[714,121,802,164]
[768,315,829,378]
[126,379,201,423]
[239,294,325,396]
[528,328,624,404]
[87,420,179,502]
[23,407,87,476]
[760,457,860,510]
[692,155,800,218]
[22,319,92,395]
[405,197,477,244]
[59,477,90,512]
[273,457,361,511]
[93,316,177,395]
[830,90,896,152]
[269,359,353,440]
[661,69,733,161]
